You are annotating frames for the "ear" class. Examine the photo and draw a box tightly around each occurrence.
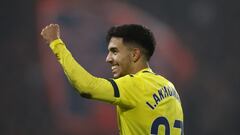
[131,48,141,63]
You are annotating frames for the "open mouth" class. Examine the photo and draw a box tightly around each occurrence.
[111,65,119,73]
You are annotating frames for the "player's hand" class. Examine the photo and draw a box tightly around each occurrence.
[41,24,60,44]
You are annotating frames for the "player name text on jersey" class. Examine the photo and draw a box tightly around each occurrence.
[146,86,180,110]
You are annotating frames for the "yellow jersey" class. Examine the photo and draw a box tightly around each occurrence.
[50,39,184,135]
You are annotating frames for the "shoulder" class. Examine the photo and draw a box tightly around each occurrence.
[114,74,142,86]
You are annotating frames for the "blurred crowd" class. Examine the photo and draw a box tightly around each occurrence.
[0,0,239,135]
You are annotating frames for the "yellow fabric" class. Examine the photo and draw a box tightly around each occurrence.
[50,39,116,103]
[50,39,184,135]
[113,69,184,135]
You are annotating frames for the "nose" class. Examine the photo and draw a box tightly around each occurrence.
[106,53,113,64]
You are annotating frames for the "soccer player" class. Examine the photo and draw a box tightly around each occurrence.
[41,24,184,135]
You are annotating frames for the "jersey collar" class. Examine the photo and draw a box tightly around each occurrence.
[137,68,154,75]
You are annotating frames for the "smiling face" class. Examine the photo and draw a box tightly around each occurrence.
[106,37,134,78]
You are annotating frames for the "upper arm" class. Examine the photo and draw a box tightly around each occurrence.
[83,75,140,108]
[76,77,118,104]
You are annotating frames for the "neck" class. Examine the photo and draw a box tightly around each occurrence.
[130,61,149,74]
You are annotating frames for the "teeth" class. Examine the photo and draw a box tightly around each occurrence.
[112,65,118,70]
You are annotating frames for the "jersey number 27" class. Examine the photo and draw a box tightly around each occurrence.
[151,116,183,135]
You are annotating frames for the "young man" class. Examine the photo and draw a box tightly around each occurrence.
[41,24,184,135]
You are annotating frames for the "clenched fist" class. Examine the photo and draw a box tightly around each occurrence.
[41,24,60,44]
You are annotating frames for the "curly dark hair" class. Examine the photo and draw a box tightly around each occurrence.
[106,24,156,61]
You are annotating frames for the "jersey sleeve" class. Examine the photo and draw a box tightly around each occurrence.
[49,39,118,103]
[112,75,144,109]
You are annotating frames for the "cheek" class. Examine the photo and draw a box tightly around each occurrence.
[114,52,132,66]
[119,55,132,68]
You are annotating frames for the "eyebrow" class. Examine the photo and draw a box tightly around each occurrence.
[108,47,118,52]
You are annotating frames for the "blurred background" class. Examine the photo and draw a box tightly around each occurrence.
[0,0,239,134]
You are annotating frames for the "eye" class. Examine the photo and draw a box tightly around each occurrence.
[112,50,117,55]
[110,48,118,55]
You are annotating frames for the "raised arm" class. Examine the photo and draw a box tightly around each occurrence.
[40,24,117,103]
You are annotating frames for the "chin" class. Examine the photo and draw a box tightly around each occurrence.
[113,74,120,79]
[114,73,127,79]
[113,72,122,79]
